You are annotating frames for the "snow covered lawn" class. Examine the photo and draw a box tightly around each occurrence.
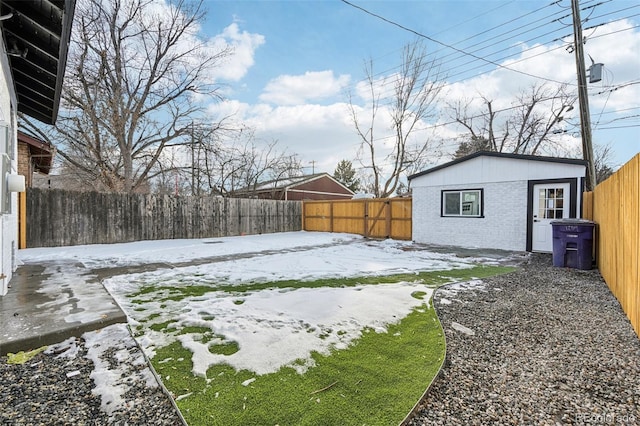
[20,232,515,424]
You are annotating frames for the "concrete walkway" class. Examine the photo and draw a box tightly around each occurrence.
[0,262,126,356]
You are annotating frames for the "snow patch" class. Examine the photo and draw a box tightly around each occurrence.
[241,378,256,386]
[83,324,159,416]
[156,283,434,377]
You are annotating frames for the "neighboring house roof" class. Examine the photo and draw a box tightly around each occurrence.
[1,0,76,125]
[238,173,354,195]
[408,151,588,180]
[18,131,55,174]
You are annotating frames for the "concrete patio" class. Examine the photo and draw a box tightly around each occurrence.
[0,262,126,356]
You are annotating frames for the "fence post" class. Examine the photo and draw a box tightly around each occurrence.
[329,201,334,233]
[363,200,369,238]
[18,192,27,249]
[385,200,391,238]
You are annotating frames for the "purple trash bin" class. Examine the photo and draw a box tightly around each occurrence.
[551,219,595,270]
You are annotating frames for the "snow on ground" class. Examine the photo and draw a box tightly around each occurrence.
[18,232,361,268]
[45,324,159,415]
[20,232,500,379]
[34,263,122,324]
[138,283,434,376]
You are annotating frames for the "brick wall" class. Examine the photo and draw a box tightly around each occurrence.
[412,180,528,251]
[17,142,32,187]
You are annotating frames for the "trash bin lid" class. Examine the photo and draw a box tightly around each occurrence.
[551,218,595,226]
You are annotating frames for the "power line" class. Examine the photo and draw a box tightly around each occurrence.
[429,0,520,38]
[597,114,640,125]
[340,0,574,86]
[591,81,640,96]
[596,124,640,129]
[340,5,568,94]
[591,106,640,116]
[441,14,639,85]
[339,1,561,87]
[349,15,639,110]
[587,3,640,21]
[432,2,564,62]
[336,0,639,152]
[341,1,638,99]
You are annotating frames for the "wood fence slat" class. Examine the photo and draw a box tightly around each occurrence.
[590,154,639,337]
[302,198,412,240]
[25,189,302,248]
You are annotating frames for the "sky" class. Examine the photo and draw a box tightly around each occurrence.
[19,232,511,384]
[189,0,639,176]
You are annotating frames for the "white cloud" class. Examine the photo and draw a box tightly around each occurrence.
[207,23,265,82]
[216,101,363,170]
[205,19,639,173]
[433,19,640,160]
[440,19,639,107]
[259,71,351,105]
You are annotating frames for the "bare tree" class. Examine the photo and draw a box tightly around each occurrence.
[224,139,303,196]
[590,143,616,184]
[448,83,577,157]
[182,127,303,197]
[21,0,231,193]
[349,41,445,198]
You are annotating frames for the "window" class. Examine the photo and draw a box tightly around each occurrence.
[442,189,482,217]
[538,188,564,219]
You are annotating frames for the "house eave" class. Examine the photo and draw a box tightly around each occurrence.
[1,0,76,125]
[408,151,589,180]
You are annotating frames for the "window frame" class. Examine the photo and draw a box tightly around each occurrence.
[440,188,484,218]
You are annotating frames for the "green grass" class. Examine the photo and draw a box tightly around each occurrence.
[154,304,444,426]
[208,341,240,355]
[145,265,516,425]
[131,264,515,303]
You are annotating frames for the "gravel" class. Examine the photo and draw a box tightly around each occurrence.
[0,328,183,425]
[2,254,638,425]
[407,254,640,426]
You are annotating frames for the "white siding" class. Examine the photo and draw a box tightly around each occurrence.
[411,154,586,252]
[413,180,528,251]
[411,155,586,187]
[0,33,17,296]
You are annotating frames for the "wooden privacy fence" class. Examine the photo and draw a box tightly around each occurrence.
[583,153,639,338]
[302,198,412,240]
[24,188,302,248]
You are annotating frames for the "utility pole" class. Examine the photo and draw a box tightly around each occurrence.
[571,0,597,191]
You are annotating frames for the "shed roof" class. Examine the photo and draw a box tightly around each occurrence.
[1,0,76,125]
[408,151,588,180]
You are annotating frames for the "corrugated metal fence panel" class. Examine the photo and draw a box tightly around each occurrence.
[589,153,639,338]
[25,188,302,247]
[302,198,412,240]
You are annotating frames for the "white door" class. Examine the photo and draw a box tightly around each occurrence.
[531,183,571,252]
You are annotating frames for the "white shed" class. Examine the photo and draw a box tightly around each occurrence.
[408,151,587,253]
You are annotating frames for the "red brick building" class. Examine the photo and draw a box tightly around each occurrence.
[17,132,55,188]
[234,173,354,200]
